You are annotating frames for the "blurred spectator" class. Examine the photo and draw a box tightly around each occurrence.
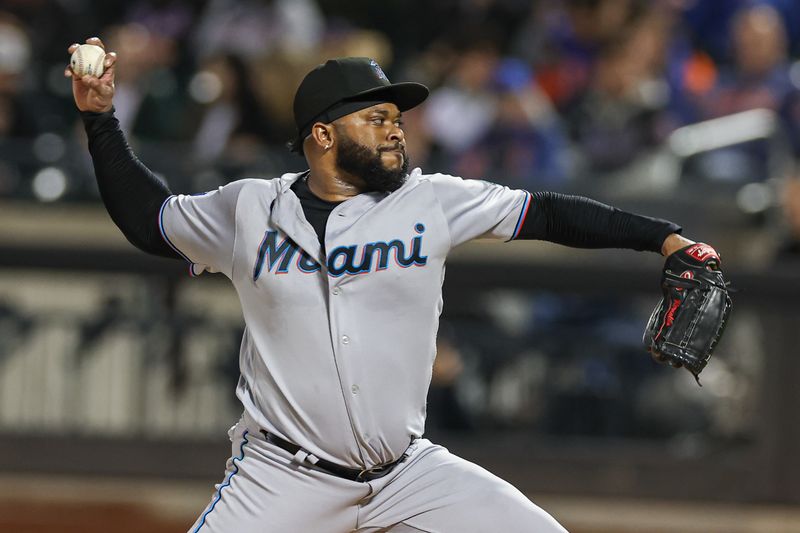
[777,176,800,257]
[2,0,103,64]
[186,53,273,165]
[123,0,202,80]
[452,59,569,188]
[517,0,650,112]
[675,0,750,64]
[763,0,800,56]
[103,23,187,140]
[125,0,197,42]
[564,6,673,174]
[697,4,795,120]
[0,12,38,138]
[680,5,800,184]
[677,0,800,61]
[191,0,324,61]
[423,42,500,157]
[323,0,530,69]
[0,12,34,197]
[421,39,568,186]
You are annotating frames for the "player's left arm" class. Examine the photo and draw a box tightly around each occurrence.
[515,191,691,256]
[429,174,701,256]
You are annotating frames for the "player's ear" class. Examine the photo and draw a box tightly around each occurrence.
[310,123,333,152]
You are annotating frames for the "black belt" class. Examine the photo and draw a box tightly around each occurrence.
[260,430,409,482]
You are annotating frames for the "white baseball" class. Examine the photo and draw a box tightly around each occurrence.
[70,44,106,78]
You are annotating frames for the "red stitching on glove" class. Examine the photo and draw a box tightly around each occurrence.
[665,298,681,326]
[654,297,681,342]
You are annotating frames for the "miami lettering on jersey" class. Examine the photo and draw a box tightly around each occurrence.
[253,224,428,280]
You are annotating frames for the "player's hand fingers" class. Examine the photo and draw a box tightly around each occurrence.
[100,52,117,82]
[80,75,102,89]
[79,76,102,91]
[66,43,81,78]
[65,68,83,82]
[86,36,106,50]
[82,74,114,97]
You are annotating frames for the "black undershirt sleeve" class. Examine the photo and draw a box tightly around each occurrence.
[81,109,179,259]
[517,191,681,253]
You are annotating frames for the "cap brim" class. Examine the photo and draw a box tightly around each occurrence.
[346,82,430,112]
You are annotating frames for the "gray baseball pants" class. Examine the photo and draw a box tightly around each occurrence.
[188,413,568,532]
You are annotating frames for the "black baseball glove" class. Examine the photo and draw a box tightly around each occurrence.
[643,243,732,384]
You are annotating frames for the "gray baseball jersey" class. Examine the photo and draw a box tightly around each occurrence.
[159,168,531,469]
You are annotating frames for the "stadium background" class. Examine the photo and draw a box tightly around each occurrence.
[1,0,800,531]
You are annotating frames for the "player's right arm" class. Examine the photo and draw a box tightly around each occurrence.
[67,37,179,260]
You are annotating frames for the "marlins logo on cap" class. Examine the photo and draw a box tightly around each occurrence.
[369,59,389,82]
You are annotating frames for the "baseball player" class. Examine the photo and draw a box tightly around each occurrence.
[68,37,701,532]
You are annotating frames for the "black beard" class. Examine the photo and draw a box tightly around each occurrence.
[335,134,409,193]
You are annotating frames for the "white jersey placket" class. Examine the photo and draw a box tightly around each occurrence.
[323,194,379,464]
[269,183,376,467]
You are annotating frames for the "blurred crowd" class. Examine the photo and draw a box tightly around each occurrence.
[2,0,800,248]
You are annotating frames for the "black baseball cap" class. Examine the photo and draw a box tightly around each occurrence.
[289,57,429,153]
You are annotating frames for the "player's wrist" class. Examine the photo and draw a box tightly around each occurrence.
[661,233,694,256]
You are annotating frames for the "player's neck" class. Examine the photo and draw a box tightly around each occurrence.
[306,166,367,202]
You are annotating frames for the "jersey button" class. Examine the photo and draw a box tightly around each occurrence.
[342,335,350,344]
[332,287,341,296]
[351,384,359,394]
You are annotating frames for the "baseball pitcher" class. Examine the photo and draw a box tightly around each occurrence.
[67,37,730,532]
